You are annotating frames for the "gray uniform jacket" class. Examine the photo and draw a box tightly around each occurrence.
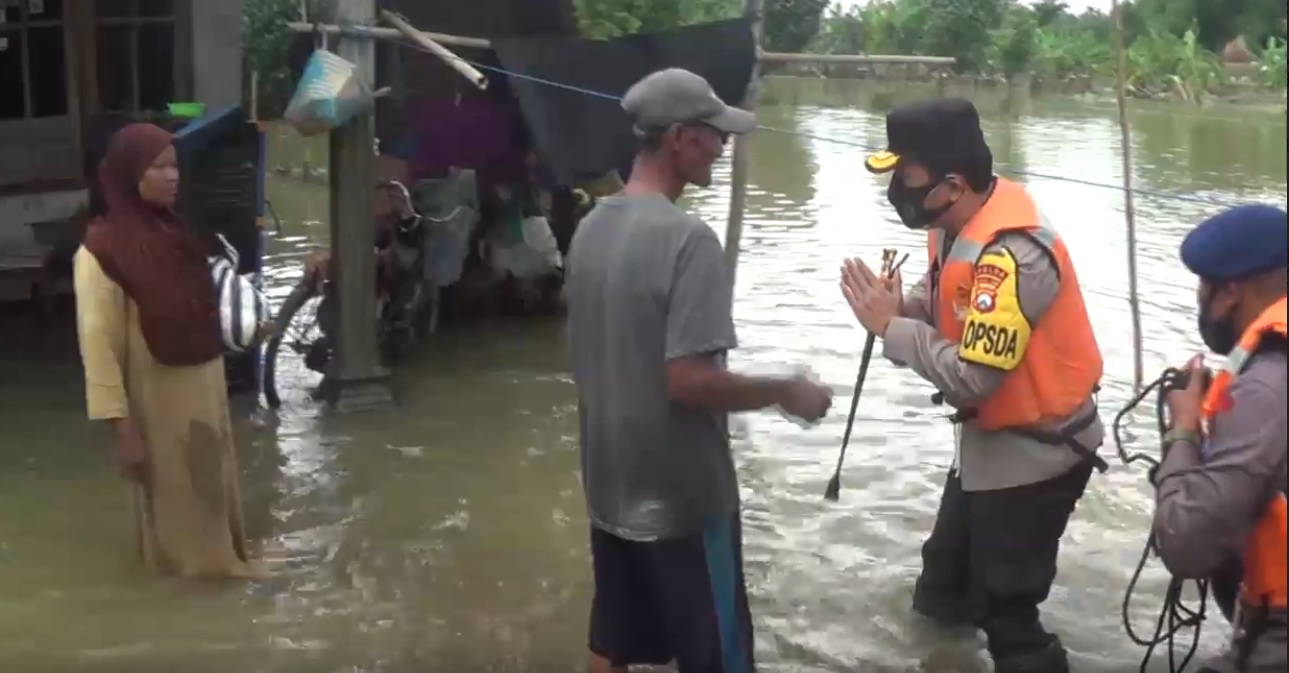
[1153,347,1288,673]
[883,231,1105,492]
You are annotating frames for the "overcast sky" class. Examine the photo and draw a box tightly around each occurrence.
[834,0,1113,13]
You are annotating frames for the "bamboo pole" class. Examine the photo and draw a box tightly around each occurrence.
[1111,0,1144,392]
[380,10,489,90]
[723,0,763,285]
[759,52,955,65]
[287,21,491,49]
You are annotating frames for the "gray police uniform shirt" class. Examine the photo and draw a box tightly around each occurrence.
[565,193,740,542]
[1153,346,1287,673]
[883,231,1105,492]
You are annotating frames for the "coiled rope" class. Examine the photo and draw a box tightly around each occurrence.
[1112,368,1211,673]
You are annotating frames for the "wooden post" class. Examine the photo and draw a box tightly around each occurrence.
[1111,0,1144,392]
[723,0,763,285]
[324,0,392,411]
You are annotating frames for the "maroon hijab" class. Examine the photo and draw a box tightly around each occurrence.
[82,123,223,367]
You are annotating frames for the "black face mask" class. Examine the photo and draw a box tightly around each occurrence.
[1197,292,1239,355]
[887,177,956,230]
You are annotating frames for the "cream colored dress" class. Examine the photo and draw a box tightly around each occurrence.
[73,247,261,579]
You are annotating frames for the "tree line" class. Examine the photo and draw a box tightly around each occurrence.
[809,0,1286,95]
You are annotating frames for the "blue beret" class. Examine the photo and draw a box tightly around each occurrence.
[1180,204,1288,282]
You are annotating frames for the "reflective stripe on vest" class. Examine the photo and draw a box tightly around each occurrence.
[928,178,1103,430]
[1200,296,1288,610]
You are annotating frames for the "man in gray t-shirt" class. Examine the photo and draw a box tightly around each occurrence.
[565,68,832,673]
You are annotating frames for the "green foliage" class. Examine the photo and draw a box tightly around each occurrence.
[243,0,333,115]
[991,3,1039,80]
[1030,21,1111,80]
[803,0,1285,99]
[573,0,830,55]
[763,0,832,54]
[810,4,863,55]
[917,0,1005,72]
[1256,37,1287,88]
[1125,25,1224,102]
[1133,0,1286,53]
[571,0,739,39]
[242,0,297,88]
[841,0,926,55]
[1030,0,1069,28]
[812,0,1002,71]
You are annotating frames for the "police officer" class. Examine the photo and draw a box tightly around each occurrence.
[839,98,1106,673]
[1155,204,1287,673]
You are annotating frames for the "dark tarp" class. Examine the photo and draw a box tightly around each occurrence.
[490,19,756,185]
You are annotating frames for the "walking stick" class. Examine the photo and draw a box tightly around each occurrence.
[824,249,904,501]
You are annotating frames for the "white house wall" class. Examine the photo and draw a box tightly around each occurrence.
[189,0,243,109]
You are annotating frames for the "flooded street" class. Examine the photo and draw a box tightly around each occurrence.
[1,83,1285,672]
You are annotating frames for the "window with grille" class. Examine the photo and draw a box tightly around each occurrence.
[97,0,175,113]
[0,0,69,121]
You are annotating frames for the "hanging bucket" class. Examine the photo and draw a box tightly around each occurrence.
[282,31,381,137]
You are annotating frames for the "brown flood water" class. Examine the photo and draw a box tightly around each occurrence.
[0,82,1285,672]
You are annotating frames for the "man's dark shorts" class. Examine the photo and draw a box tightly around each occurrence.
[588,512,755,673]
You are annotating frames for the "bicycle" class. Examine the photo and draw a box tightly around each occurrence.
[262,180,443,408]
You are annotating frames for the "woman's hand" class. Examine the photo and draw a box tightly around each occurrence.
[111,419,151,485]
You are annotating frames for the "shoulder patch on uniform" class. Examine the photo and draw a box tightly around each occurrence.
[969,249,1012,313]
[958,247,1032,371]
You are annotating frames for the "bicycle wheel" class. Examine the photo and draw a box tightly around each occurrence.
[263,277,327,409]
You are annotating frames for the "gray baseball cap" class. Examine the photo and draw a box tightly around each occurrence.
[622,68,756,135]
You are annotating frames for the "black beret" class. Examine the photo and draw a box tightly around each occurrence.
[1180,204,1287,282]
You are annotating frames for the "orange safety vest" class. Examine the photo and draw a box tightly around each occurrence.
[1200,296,1288,612]
[929,178,1103,430]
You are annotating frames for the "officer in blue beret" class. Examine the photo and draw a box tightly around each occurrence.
[1153,204,1287,673]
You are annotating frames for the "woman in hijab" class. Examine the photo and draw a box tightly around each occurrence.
[74,123,263,579]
